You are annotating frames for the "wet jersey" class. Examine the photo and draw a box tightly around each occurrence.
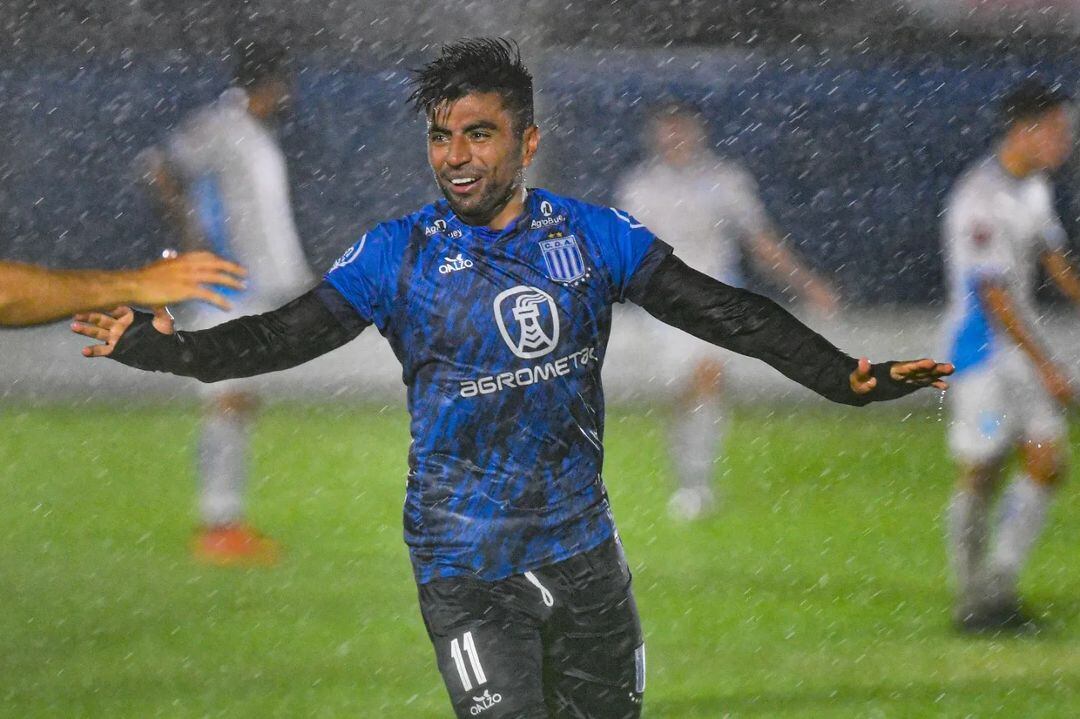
[324,189,670,584]
[942,154,1066,373]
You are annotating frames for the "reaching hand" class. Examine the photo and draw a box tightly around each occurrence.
[131,251,246,310]
[72,306,174,358]
[849,357,954,396]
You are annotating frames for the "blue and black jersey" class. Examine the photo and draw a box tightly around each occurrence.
[323,189,670,582]
[108,188,915,587]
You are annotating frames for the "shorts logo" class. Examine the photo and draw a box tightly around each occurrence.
[439,253,474,274]
[470,689,503,715]
[494,286,560,359]
[539,235,586,283]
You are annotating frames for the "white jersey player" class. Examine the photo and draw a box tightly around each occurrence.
[616,102,837,520]
[942,81,1080,632]
[142,40,313,564]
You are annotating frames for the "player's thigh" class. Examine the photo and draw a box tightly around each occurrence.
[1014,377,1068,484]
[1018,404,1068,486]
[947,364,1015,466]
[543,542,645,718]
[419,579,548,718]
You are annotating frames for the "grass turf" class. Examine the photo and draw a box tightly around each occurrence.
[1,402,1078,717]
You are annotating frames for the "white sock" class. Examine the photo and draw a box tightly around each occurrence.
[198,411,251,527]
[669,396,725,494]
[947,488,990,600]
[987,474,1054,592]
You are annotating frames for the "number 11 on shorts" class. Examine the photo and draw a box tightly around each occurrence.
[449,631,487,691]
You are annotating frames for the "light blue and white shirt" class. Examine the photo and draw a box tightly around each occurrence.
[942,154,1066,374]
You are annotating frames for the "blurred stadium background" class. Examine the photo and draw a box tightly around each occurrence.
[4,1,1080,717]
[5,0,1080,400]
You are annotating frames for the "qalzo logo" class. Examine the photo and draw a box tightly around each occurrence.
[469,689,503,715]
[439,253,474,274]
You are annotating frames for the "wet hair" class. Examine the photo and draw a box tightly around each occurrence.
[233,40,289,89]
[1000,80,1071,130]
[407,38,534,135]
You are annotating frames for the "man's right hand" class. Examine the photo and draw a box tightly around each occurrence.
[131,251,246,310]
[72,306,174,358]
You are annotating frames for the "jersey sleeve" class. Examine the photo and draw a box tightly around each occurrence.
[595,206,673,303]
[322,220,403,330]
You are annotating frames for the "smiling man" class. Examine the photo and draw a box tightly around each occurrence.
[72,38,952,719]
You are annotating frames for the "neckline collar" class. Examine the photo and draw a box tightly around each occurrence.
[436,189,540,240]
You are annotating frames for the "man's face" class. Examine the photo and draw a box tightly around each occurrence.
[1020,106,1075,171]
[263,76,294,115]
[427,91,538,225]
[650,112,706,167]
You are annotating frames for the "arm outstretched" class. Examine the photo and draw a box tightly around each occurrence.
[73,282,366,382]
[632,253,950,405]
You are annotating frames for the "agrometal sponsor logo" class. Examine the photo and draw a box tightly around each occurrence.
[459,346,599,398]
[460,283,595,397]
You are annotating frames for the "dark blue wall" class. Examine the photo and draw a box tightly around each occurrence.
[1,49,1075,304]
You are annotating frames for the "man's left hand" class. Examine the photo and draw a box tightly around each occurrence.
[850,357,954,396]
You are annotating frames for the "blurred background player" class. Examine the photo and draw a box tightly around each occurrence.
[0,250,244,327]
[616,101,839,520]
[140,39,314,564]
[942,80,1080,632]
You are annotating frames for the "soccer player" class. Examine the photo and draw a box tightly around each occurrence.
[0,250,244,327]
[942,80,1080,633]
[140,39,314,564]
[74,39,952,719]
[616,101,838,520]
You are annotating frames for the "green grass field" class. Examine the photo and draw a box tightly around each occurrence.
[2,401,1079,718]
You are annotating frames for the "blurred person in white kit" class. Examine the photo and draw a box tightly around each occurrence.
[616,101,838,520]
[140,39,314,564]
[941,80,1080,632]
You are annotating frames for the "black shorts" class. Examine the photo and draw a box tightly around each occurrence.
[417,537,645,719]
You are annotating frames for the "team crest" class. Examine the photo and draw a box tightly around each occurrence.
[539,235,586,283]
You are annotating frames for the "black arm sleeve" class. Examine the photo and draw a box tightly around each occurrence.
[633,253,916,406]
[109,281,369,383]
